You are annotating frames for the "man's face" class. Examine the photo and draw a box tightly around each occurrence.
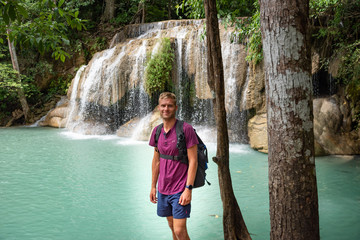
[158,98,178,120]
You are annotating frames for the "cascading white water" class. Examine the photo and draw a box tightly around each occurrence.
[66,65,87,131]
[64,19,252,142]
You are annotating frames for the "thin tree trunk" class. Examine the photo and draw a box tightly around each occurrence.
[204,0,251,239]
[102,0,116,22]
[168,0,172,20]
[141,1,145,23]
[259,0,320,239]
[7,28,30,123]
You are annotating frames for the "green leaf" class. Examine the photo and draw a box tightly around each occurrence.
[17,4,28,18]
[8,4,16,21]
[58,8,64,17]
[3,11,9,25]
[60,54,65,62]
[58,0,65,8]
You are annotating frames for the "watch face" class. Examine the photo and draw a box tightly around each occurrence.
[186,185,193,190]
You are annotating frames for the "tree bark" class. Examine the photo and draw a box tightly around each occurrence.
[204,0,251,239]
[102,0,116,22]
[130,1,146,24]
[141,1,146,23]
[168,0,172,20]
[259,0,320,239]
[7,28,31,123]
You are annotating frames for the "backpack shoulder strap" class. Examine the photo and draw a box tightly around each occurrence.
[175,120,188,164]
[154,123,163,148]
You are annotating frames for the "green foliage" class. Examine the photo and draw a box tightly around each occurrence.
[219,2,262,64]
[311,0,360,44]
[176,0,204,19]
[0,63,23,99]
[48,74,73,96]
[337,41,360,84]
[0,63,39,107]
[0,44,9,59]
[244,12,262,64]
[0,0,86,62]
[145,38,175,95]
[310,0,338,17]
[176,0,256,19]
[90,37,107,53]
[231,4,262,64]
[337,40,360,111]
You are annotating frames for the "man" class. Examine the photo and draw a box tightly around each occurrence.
[149,92,198,240]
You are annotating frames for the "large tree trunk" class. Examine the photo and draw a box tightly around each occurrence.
[259,0,320,239]
[102,0,116,22]
[7,28,31,123]
[204,0,251,239]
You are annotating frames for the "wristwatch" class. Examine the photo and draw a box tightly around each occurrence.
[186,185,193,190]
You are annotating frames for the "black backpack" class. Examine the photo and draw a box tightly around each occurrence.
[154,120,210,188]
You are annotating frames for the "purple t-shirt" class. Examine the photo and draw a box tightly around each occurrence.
[149,120,199,195]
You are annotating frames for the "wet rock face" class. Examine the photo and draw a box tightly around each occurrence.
[313,96,360,155]
[248,95,360,155]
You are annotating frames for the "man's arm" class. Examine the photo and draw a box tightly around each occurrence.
[179,144,198,206]
[150,148,160,204]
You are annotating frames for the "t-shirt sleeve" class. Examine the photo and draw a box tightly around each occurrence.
[183,122,199,149]
[149,126,157,147]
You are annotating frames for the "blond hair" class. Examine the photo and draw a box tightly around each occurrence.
[158,92,177,105]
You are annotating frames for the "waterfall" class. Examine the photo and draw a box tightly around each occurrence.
[63,19,252,142]
[222,31,249,142]
[66,65,87,131]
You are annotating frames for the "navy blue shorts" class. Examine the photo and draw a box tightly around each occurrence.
[157,191,191,219]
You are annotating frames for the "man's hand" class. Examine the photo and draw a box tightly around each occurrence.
[150,187,157,204]
[179,189,192,206]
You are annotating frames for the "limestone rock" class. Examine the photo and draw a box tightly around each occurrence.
[39,101,69,128]
[117,108,162,141]
[245,61,266,112]
[313,96,360,155]
[248,96,360,155]
[248,113,268,153]
[116,117,140,138]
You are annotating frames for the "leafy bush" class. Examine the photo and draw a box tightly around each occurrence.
[0,63,41,103]
[0,63,23,102]
[144,38,175,95]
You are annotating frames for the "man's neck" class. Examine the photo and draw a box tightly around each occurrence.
[163,118,177,133]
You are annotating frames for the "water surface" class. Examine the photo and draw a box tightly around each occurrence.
[0,127,359,239]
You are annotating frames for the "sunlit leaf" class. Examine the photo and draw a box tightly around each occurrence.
[58,0,65,8]
[58,8,64,17]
